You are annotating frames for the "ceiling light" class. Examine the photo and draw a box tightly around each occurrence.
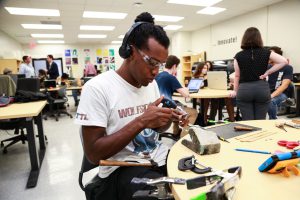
[22,24,62,29]
[111,41,122,44]
[5,7,60,16]
[80,25,115,31]
[164,25,182,30]
[31,34,64,38]
[83,11,127,19]
[37,40,65,44]
[167,0,222,7]
[153,15,184,22]
[78,34,107,38]
[197,7,226,15]
[118,35,124,39]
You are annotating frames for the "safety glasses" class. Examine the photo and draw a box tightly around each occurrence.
[137,49,165,69]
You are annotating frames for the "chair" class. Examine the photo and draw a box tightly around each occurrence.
[51,86,73,121]
[78,128,99,192]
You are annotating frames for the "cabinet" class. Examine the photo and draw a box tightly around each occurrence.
[181,52,206,86]
[0,59,21,74]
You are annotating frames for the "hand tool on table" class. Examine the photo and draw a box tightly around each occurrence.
[178,155,212,174]
[275,121,287,132]
[131,177,186,199]
[99,159,157,167]
[187,166,242,200]
[277,140,300,149]
[235,148,272,154]
[267,158,300,177]
[234,126,253,131]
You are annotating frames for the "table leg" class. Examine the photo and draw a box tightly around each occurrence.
[25,118,40,188]
[35,113,46,150]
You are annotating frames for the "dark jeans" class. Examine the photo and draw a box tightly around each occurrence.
[236,80,271,120]
[268,93,287,119]
[85,166,167,200]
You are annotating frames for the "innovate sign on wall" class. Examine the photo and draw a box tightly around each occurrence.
[217,36,237,45]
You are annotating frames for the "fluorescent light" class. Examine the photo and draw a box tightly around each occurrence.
[80,25,115,31]
[5,7,60,16]
[167,0,222,7]
[153,15,184,22]
[31,34,64,38]
[22,24,62,30]
[118,35,124,39]
[164,25,182,30]
[37,40,65,44]
[197,7,226,15]
[83,11,127,19]
[111,41,122,44]
[78,34,107,38]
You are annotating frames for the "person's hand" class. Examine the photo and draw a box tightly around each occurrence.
[137,96,172,129]
[229,90,237,98]
[259,73,268,80]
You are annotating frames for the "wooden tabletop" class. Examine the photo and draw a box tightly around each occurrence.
[40,86,82,92]
[0,101,46,120]
[294,82,300,86]
[190,88,232,99]
[167,120,300,200]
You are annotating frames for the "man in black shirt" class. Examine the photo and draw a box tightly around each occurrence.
[268,46,293,119]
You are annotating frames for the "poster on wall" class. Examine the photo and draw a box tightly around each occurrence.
[72,49,78,57]
[84,49,90,56]
[66,57,71,65]
[103,49,109,57]
[109,49,114,56]
[103,57,109,64]
[96,49,102,56]
[110,57,115,63]
[97,57,102,64]
[65,49,71,57]
[110,64,115,70]
[72,58,78,64]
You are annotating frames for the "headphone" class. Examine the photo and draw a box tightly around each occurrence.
[119,22,148,59]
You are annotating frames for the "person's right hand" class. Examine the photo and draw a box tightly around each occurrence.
[137,96,173,129]
[229,90,237,98]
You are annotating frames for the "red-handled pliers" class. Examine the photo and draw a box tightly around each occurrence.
[277,140,300,149]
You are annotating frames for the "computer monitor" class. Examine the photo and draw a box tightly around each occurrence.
[17,74,26,79]
[44,80,57,88]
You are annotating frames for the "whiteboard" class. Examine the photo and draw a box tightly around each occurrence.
[32,58,63,77]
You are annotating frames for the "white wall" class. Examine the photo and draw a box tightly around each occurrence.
[172,0,300,72]
[0,30,23,59]
[23,43,122,78]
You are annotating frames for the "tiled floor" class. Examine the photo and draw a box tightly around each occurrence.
[0,97,297,200]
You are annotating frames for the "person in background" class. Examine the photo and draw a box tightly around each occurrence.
[60,73,81,106]
[38,69,47,88]
[19,55,35,78]
[230,27,288,120]
[47,55,59,80]
[3,68,12,75]
[193,62,208,87]
[155,55,197,136]
[84,61,97,77]
[267,46,293,119]
[205,61,214,71]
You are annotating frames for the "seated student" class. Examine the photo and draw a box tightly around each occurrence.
[155,55,197,136]
[3,68,12,75]
[267,46,293,119]
[38,69,47,88]
[75,12,188,200]
[193,62,208,87]
[60,73,81,106]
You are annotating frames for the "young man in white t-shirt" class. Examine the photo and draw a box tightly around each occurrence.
[75,12,187,199]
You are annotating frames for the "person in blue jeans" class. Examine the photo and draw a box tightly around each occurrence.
[267,46,293,119]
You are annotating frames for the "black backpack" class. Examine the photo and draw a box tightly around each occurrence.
[14,90,47,103]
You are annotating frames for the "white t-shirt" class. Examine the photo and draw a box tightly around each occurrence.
[74,70,169,178]
[19,63,35,78]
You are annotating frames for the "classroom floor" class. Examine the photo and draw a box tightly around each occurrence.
[0,97,294,200]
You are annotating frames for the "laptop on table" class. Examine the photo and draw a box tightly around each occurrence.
[187,78,203,93]
[207,71,228,90]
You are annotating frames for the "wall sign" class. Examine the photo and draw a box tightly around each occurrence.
[217,36,237,45]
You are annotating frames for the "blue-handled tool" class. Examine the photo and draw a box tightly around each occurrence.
[235,148,271,154]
